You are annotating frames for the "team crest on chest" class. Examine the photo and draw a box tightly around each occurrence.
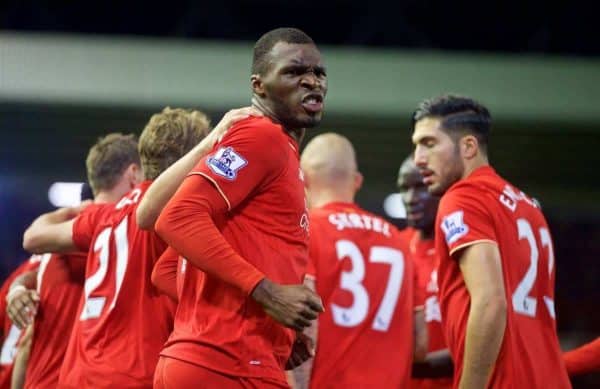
[207,147,248,180]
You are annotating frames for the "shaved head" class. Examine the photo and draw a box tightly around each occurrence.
[301,132,357,182]
[301,132,362,207]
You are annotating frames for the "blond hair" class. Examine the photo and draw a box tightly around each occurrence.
[86,133,140,196]
[138,107,211,180]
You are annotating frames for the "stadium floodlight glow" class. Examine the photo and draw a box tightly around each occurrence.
[382,193,406,219]
[48,182,84,207]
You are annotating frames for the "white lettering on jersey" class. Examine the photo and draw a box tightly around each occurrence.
[499,184,538,212]
[441,210,469,245]
[206,147,248,180]
[328,213,391,237]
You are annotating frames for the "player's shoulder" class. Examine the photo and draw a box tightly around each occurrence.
[225,116,286,143]
[440,170,502,213]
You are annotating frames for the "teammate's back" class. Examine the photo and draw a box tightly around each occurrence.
[437,167,570,388]
[59,183,175,387]
[308,202,415,388]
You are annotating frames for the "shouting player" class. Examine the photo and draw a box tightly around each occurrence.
[411,94,570,388]
[22,108,212,388]
[397,156,453,388]
[7,133,141,388]
[289,133,426,388]
[153,28,326,388]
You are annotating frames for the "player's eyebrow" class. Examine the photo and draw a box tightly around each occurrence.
[287,60,327,73]
[412,135,435,145]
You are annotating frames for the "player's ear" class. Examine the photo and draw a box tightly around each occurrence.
[126,163,143,187]
[251,74,266,97]
[461,135,478,159]
[354,171,364,192]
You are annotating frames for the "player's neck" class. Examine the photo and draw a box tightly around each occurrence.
[251,97,304,143]
[310,189,354,209]
[95,183,132,204]
[461,155,489,180]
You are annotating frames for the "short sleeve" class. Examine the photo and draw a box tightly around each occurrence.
[437,185,497,258]
[187,120,285,211]
[72,204,110,251]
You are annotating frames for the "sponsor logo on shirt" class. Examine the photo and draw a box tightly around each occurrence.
[207,147,248,180]
[441,210,469,245]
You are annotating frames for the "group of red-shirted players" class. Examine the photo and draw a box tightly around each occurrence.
[1,27,598,389]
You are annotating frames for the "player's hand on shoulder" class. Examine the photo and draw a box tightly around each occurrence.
[6,286,39,329]
[209,106,263,146]
[251,278,324,332]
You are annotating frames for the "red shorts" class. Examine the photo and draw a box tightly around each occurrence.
[153,356,289,389]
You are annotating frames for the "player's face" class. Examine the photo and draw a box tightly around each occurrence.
[397,161,440,231]
[412,117,464,196]
[259,42,327,129]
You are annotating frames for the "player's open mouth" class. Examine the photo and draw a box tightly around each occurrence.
[302,93,324,114]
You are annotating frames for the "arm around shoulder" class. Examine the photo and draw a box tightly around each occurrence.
[22,206,82,253]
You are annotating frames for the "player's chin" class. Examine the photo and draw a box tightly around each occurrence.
[299,114,322,128]
[428,181,450,196]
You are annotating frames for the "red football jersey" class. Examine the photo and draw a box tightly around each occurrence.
[0,256,41,389]
[24,252,86,389]
[306,202,415,388]
[403,228,453,389]
[160,117,308,384]
[435,166,570,388]
[58,182,176,388]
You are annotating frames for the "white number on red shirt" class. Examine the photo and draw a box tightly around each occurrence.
[331,240,405,332]
[80,218,129,320]
[512,218,555,318]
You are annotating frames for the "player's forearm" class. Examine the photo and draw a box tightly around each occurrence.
[23,209,76,253]
[563,337,600,376]
[137,140,215,230]
[151,248,179,301]
[413,309,428,362]
[412,349,454,378]
[155,181,265,295]
[459,295,506,389]
[11,325,33,389]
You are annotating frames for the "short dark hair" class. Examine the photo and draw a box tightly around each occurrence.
[86,133,140,195]
[252,28,315,75]
[413,94,492,154]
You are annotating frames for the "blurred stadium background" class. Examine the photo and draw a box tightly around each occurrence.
[1,1,598,386]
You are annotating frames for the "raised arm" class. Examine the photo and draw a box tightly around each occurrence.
[457,242,507,389]
[136,107,262,230]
